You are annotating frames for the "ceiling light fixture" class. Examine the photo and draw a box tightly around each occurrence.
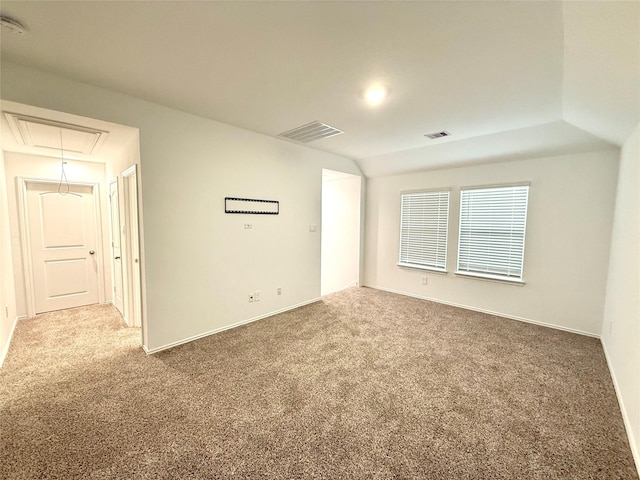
[363,85,388,106]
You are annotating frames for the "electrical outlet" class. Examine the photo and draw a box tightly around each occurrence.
[244,224,253,229]
[248,293,255,303]
[254,290,261,302]
[277,287,282,295]
[421,275,427,285]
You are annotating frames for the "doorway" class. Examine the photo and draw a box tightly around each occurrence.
[321,169,362,296]
[19,179,104,315]
[1,100,145,348]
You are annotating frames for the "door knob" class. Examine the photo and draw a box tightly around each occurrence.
[89,250,95,255]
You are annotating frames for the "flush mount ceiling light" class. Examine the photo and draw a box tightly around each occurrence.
[0,16,29,36]
[363,85,388,106]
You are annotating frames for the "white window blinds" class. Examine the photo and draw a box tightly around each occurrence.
[398,190,450,271]
[457,185,529,281]
[458,185,529,281]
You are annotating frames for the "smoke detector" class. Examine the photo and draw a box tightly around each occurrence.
[0,16,29,36]
[424,131,451,140]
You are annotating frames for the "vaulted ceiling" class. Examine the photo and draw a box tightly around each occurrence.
[1,1,638,177]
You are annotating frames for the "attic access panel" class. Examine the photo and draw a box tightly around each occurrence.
[4,112,109,154]
[225,197,279,215]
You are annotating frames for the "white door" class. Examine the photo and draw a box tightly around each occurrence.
[109,179,124,316]
[26,181,100,313]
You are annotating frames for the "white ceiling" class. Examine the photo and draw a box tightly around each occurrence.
[0,1,637,177]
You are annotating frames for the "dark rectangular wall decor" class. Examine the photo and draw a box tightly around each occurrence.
[225,197,279,215]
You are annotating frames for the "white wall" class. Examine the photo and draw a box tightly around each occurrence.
[321,171,361,295]
[0,149,18,367]
[0,62,363,352]
[601,123,640,471]
[364,149,619,335]
[3,153,112,318]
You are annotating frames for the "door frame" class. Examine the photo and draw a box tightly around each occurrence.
[121,165,142,329]
[17,177,106,318]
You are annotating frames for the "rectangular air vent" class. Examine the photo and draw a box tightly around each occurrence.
[424,130,451,140]
[4,113,109,154]
[279,121,343,143]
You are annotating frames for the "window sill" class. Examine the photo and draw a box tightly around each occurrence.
[455,271,525,286]
[397,263,447,274]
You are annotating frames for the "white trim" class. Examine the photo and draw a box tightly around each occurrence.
[455,271,525,286]
[398,263,447,273]
[121,164,136,177]
[92,183,106,306]
[107,177,125,318]
[143,297,322,355]
[364,284,599,338]
[0,316,19,368]
[459,181,531,191]
[121,165,142,334]
[400,187,452,195]
[16,177,36,317]
[602,341,640,477]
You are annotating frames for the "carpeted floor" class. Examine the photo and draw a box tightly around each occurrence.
[1,287,637,479]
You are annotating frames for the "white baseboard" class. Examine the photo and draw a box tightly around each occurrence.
[0,316,19,368]
[601,341,640,477]
[364,284,599,338]
[144,297,322,355]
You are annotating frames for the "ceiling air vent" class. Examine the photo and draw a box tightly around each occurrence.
[424,130,451,140]
[279,121,343,143]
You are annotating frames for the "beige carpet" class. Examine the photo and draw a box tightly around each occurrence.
[1,287,637,479]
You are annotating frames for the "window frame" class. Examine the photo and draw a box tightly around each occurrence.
[456,183,530,284]
[397,188,450,273]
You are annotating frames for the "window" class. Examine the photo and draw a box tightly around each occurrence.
[398,190,450,271]
[457,184,529,282]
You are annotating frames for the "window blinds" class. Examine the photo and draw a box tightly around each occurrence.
[457,185,529,281]
[399,190,450,271]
